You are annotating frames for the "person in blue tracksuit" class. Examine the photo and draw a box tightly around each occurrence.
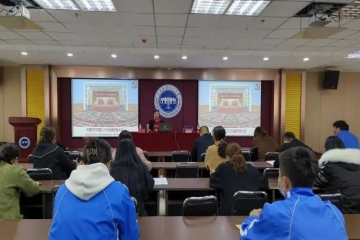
[333,120,359,149]
[49,138,139,240]
[240,146,348,240]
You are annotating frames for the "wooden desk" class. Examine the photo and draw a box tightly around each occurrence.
[1,215,360,240]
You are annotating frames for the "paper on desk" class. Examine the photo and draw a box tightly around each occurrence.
[266,160,275,166]
[235,224,241,230]
[154,178,168,185]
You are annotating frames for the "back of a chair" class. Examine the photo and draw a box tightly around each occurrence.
[242,150,251,162]
[131,197,139,213]
[26,168,53,181]
[232,191,268,216]
[265,152,279,161]
[183,126,194,133]
[172,151,189,162]
[175,162,198,178]
[181,196,218,216]
[263,168,279,178]
[318,193,343,212]
[65,151,81,162]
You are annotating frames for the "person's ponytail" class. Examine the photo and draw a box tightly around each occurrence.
[217,139,227,158]
[230,154,247,173]
[0,152,10,164]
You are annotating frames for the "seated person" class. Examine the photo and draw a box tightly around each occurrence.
[111,139,154,216]
[241,146,348,240]
[251,127,279,162]
[112,130,152,171]
[210,143,268,215]
[333,120,359,149]
[30,125,77,180]
[49,138,139,239]
[315,136,360,214]
[148,110,164,132]
[273,132,312,168]
[191,126,214,162]
[0,143,39,219]
[205,126,227,174]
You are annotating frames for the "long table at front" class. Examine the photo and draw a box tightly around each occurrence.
[1,215,360,240]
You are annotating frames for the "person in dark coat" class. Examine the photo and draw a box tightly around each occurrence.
[273,132,312,168]
[30,126,77,180]
[210,143,268,215]
[315,136,360,214]
[191,126,214,162]
[148,110,164,132]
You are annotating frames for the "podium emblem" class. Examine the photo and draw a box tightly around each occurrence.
[19,137,30,149]
[154,84,182,118]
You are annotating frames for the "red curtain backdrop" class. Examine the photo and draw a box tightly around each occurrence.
[57,78,273,148]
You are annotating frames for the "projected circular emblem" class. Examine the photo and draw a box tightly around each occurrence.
[19,137,30,149]
[154,84,182,118]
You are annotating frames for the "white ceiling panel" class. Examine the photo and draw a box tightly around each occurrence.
[155,14,188,27]
[328,30,358,39]
[45,32,79,41]
[281,39,311,46]
[158,44,181,49]
[218,16,256,29]
[0,31,24,40]
[317,46,343,52]
[128,26,156,36]
[6,39,36,45]
[120,13,154,26]
[211,28,240,40]
[29,9,58,22]
[255,38,286,46]
[34,40,61,46]
[59,41,85,46]
[341,47,360,53]
[63,23,98,34]
[304,39,338,47]
[181,44,205,49]
[154,0,192,14]
[184,28,213,38]
[157,37,183,44]
[95,26,128,35]
[182,37,208,45]
[156,27,184,37]
[227,44,251,50]
[130,36,157,44]
[237,29,272,39]
[49,11,122,25]
[343,20,360,31]
[295,46,320,51]
[38,22,71,33]
[328,40,358,47]
[204,44,228,50]
[265,29,300,38]
[250,46,275,51]
[247,17,288,30]
[187,14,221,27]
[260,1,310,17]
[273,45,297,51]
[114,0,153,13]
[16,31,52,40]
[134,43,157,48]
[344,31,360,40]
[279,17,312,29]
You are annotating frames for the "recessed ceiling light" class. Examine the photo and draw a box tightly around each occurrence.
[111,54,117,58]
[227,0,270,16]
[263,57,269,61]
[191,0,232,14]
[154,55,159,59]
[67,53,73,57]
[182,55,187,60]
[223,56,229,61]
[303,57,309,61]
[34,0,78,10]
[21,52,28,56]
[73,0,116,12]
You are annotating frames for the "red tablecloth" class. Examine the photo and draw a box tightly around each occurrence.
[132,133,199,152]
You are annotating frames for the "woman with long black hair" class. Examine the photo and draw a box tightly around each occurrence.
[111,138,154,216]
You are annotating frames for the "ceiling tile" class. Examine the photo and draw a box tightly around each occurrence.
[182,37,208,45]
[345,31,360,40]
[279,17,312,29]
[29,9,57,22]
[38,22,71,33]
[130,36,157,44]
[265,29,300,38]
[211,28,240,40]
[304,39,338,47]
[317,46,342,52]
[157,37,183,44]
[273,45,296,51]
[187,14,221,27]
[134,43,157,48]
[33,40,61,46]
[156,27,184,37]
[181,44,204,49]
[45,32,79,41]
[59,41,85,46]
[260,1,310,17]
[154,0,192,13]
[109,42,134,47]
[328,40,358,47]
[295,46,320,51]
[155,14,188,27]
[0,31,24,40]
[158,44,181,49]
[120,13,154,26]
[16,31,52,40]
[184,27,213,37]
[247,17,288,30]
[62,23,98,34]
[204,44,228,50]
[218,16,255,29]
[128,26,156,36]
[342,19,360,30]
[250,45,274,50]
[255,38,286,46]
[6,39,35,45]
[114,0,153,13]
[281,39,311,46]
[95,26,128,35]
[328,30,358,39]
[237,29,272,39]
[48,11,122,25]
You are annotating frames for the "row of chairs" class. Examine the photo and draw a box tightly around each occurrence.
[181,192,344,216]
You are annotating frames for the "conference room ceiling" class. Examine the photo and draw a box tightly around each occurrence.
[2,0,360,69]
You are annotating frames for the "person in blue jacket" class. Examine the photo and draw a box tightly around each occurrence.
[333,120,359,149]
[240,146,348,240]
[49,138,139,240]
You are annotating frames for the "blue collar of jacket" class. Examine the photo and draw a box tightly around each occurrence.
[285,187,314,199]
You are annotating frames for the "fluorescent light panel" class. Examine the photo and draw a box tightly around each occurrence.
[35,0,78,10]
[191,0,232,14]
[73,0,116,12]
[227,0,270,16]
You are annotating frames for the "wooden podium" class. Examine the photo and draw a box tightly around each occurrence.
[9,117,41,162]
